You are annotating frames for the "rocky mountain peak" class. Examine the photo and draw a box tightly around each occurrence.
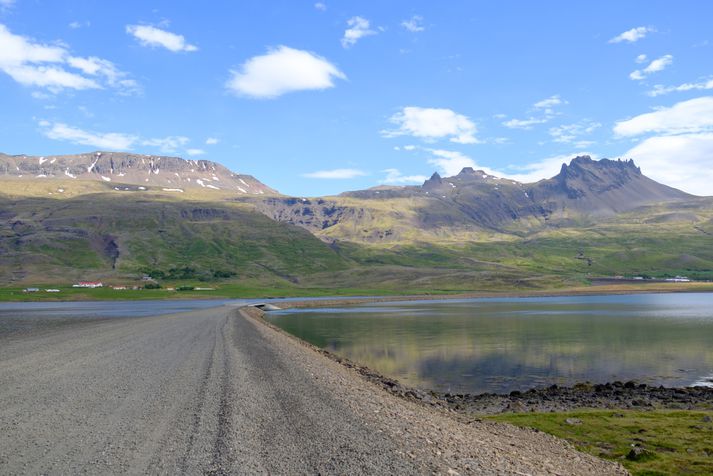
[422,172,443,189]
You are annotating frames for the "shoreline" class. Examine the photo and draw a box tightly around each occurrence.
[246,300,713,416]
[2,280,713,303]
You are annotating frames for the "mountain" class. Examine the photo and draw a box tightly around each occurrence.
[2,152,713,290]
[0,151,277,195]
[253,156,694,241]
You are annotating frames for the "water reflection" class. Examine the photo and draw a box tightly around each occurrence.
[268,293,713,394]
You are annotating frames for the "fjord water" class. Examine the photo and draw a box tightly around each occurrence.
[267,293,713,395]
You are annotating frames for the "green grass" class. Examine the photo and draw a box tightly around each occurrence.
[491,410,713,475]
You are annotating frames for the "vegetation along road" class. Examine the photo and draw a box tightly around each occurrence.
[0,305,626,475]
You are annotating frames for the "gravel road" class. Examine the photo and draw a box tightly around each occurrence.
[0,306,626,475]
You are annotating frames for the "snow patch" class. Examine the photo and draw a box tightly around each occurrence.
[138,186,146,190]
[239,178,248,186]
[39,157,46,165]
[57,188,64,193]
[50,158,56,164]
[196,179,206,187]
[206,184,220,190]
[237,187,247,193]
[101,176,111,182]
[64,169,77,179]
[36,174,47,178]
[162,188,184,193]
[87,157,99,173]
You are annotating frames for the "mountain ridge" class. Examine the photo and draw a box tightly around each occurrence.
[0,151,277,196]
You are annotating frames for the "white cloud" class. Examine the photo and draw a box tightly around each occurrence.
[502,95,566,129]
[381,168,428,184]
[635,54,647,64]
[126,25,197,52]
[609,26,655,44]
[401,15,425,33]
[630,54,673,81]
[502,117,548,129]
[629,70,645,81]
[303,168,367,179]
[611,96,713,195]
[226,46,345,99]
[383,106,479,144]
[140,136,189,153]
[533,95,565,110]
[425,149,480,176]
[503,153,597,183]
[549,121,601,144]
[405,145,594,183]
[0,24,137,94]
[40,121,137,150]
[205,137,219,145]
[624,133,713,195]
[614,96,713,137]
[39,120,199,155]
[0,0,15,8]
[648,77,713,97]
[314,2,326,11]
[341,16,376,48]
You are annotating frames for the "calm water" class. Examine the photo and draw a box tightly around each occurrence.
[0,299,236,337]
[267,293,713,395]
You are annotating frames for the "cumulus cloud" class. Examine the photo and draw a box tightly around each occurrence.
[126,24,197,52]
[401,15,425,32]
[403,146,594,183]
[425,149,481,176]
[635,54,647,64]
[614,96,713,137]
[383,106,479,144]
[630,54,673,81]
[624,133,713,196]
[314,2,326,11]
[226,46,345,99]
[303,168,367,179]
[140,136,189,153]
[609,26,655,44]
[205,137,219,145]
[39,120,201,156]
[39,121,138,150]
[381,168,428,184]
[612,96,713,195]
[502,95,565,129]
[502,117,548,129]
[648,77,713,97]
[0,24,137,94]
[549,121,601,146]
[533,95,566,110]
[502,153,597,183]
[341,16,376,48]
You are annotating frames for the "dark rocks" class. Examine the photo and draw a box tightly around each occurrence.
[626,446,654,461]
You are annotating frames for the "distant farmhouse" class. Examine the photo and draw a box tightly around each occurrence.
[73,281,103,288]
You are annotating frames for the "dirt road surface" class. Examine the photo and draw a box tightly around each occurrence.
[0,306,626,475]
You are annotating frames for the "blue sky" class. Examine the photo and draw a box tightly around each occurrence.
[1,1,712,196]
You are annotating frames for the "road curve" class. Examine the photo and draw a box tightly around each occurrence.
[0,306,626,475]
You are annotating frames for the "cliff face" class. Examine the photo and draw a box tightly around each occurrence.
[0,151,277,195]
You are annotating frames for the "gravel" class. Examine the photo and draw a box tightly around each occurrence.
[0,305,626,475]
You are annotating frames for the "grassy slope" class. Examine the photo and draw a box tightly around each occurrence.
[492,410,713,476]
[0,190,347,285]
[2,182,713,295]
